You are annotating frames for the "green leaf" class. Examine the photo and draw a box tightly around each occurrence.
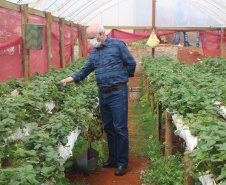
[41,165,56,175]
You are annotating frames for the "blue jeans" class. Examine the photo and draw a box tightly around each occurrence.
[172,32,190,45]
[196,33,200,47]
[99,85,128,167]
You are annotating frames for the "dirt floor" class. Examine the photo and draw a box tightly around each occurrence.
[65,43,208,185]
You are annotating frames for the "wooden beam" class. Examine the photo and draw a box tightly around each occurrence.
[70,21,75,63]
[104,26,153,30]
[165,111,173,161]
[0,0,20,11]
[144,75,148,93]
[82,26,88,57]
[156,27,221,31]
[28,8,45,17]
[60,18,65,68]
[156,102,162,141]
[151,94,155,112]
[78,24,83,58]
[221,28,225,57]
[184,147,195,185]
[152,0,156,68]
[46,12,53,71]
[104,26,222,31]
[146,77,150,103]
[21,4,30,82]
[152,0,156,29]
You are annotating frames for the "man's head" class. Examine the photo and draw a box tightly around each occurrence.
[86,23,107,48]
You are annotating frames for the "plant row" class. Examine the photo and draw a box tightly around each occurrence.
[142,56,226,184]
[0,57,100,184]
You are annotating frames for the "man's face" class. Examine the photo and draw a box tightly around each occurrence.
[87,29,103,43]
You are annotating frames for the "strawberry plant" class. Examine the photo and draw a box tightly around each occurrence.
[142,56,226,183]
[0,57,101,184]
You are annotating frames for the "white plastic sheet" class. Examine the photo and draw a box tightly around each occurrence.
[44,101,55,114]
[172,114,198,152]
[58,127,81,161]
[198,174,217,185]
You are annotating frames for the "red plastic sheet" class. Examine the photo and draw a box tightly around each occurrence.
[83,29,225,58]
[64,25,71,66]
[0,8,22,82]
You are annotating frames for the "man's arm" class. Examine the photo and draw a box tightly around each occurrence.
[119,41,136,77]
[61,58,94,84]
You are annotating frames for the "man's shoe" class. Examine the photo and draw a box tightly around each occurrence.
[184,44,192,46]
[115,166,126,176]
[103,161,117,168]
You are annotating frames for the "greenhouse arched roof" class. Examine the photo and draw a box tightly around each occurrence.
[4,0,226,27]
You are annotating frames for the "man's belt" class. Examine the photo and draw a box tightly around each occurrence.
[100,83,126,93]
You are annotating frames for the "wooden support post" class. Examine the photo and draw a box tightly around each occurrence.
[184,147,195,185]
[46,12,52,71]
[156,102,162,141]
[152,0,156,60]
[221,28,225,58]
[78,24,82,58]
[59,18,65,68]
[146,77,150,103]
[143,74,146,88]
[165,111,173,161]
[21,4,30,81]
[70,21,75,63]
[144,75,147,92]
[82,26,88,57]
[151,94,155,112]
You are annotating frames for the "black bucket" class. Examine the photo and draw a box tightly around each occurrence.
[76,148,99,175]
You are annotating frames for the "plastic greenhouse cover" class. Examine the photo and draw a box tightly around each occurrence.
[4,0,226,27]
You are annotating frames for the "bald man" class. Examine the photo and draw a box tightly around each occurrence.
[61,23,136,176]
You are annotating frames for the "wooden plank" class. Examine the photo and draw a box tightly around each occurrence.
[82,26,88,57]
[64,20,71,26]
[70,21,75,63]
[184,147,195,185]
[152,0,156,29]
[151,94,155,112]
[78,24,83,58]
[46,12,53,71]
[104,26,152,30]
[146,77,150,103]
[104,26,221,31]
[52,16,60,23]
[156,102,162,141]
[165,111,173,161]
[60,18,65,68]
[73,23,79,28]
[156,27,221,31]
[0,0,20,11]
[144,75,147,93]
[221,28,225,58]
[21,4,30,82]
[28,7,45,17]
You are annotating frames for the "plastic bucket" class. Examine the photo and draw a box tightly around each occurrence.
[76,148,99,175]
[129,87,142,101]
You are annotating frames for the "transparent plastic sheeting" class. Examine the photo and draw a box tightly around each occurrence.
[5,0,226,27]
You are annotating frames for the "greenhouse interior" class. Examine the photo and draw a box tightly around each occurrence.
[0,0,225,184]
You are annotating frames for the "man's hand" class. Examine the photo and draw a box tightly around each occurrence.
[60,77,75,86]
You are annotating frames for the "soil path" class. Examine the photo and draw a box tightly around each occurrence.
[66,72,149,185]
